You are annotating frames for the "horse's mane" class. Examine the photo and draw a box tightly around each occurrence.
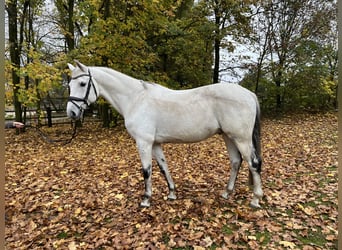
[96,67,137,81]
[97,66,164,90]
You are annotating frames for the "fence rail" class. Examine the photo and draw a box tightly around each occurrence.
[5,108,72,127]
[5,97,109,128]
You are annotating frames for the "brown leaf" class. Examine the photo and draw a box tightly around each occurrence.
[5,113,337,249]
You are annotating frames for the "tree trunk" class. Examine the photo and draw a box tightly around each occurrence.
[7,0,23,124]
[275,70,282,110]
[213,37,220,84]
[100,102,110,128]
[213,7,221,84]
[66,0,75,50]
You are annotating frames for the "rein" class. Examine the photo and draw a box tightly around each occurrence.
[34,121,78,145]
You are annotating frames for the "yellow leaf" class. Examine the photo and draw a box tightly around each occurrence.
[184,199,192,209]
[75,208,82,215]
[68,241,77,250]
[297,204,315,215]
[57,207,64,212]
[120,172,129,179]
[303,206,315,215]
[326,234,335,241]
[248,235,257,240]
[259,235,265,242]
[28,220,37,232]
[297,204,304,210]
[279,241,296,249]
[115,193,124,200]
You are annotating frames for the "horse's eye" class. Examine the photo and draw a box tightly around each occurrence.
[80,82,86,87]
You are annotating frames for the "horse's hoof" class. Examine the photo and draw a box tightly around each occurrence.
[250,203,261,209]
[168,193,177,200]
[250,195,262,208]
[221,191,229,200]
[250,201,261,209]
[140,199,151,208]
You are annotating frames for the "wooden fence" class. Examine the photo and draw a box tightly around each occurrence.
[5,108,72,127]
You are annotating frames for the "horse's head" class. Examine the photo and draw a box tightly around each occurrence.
[67,61,99,120]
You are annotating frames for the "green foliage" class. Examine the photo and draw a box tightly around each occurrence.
[152,12,214,88]
[240,69,278,110]
[17,49,62,108]
[72,0,213,88]
[5,0,337,123]
[241,39,338,111]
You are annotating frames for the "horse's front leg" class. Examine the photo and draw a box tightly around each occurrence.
[152,144,176,200]
[137,140,153,207]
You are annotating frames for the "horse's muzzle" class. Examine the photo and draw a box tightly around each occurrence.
[67,102,83,120]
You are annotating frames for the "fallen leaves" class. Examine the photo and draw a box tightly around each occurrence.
[279,240,296,249]
[5,113,338,249]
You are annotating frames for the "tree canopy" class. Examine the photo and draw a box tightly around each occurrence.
[5,0,338,124]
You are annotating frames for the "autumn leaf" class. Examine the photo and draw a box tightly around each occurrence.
[279,240,296,249]
[68,241,77,250]
[5,113,337,249]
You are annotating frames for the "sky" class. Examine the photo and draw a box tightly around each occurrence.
[219,40,258,84]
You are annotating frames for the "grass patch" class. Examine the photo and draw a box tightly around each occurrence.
[255,231,271,246]
[57,231,69,239]
[285,208,293,216]
[222,224,234,235]
[297,228,327,247]
[161,232,170,245]
[305,200,317,208]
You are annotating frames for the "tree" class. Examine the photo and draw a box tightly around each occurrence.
[6,0,23,123]
[241,0,337,111]
[150,0,214,88]
[261,0,336,110]
[70,0,213,87]
[5,0,75,129]
[200,0,254,83]
[55,0,76,52]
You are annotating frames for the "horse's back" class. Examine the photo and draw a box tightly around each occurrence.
[149,83,255,104]
[125,83,257,143]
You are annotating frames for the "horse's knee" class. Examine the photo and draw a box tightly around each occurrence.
[231,155,242,171]
[232,160,241,170]
[157,162,166,175]
[142,165,152,179]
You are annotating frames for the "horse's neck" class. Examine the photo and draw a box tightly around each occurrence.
[91,67,144,116]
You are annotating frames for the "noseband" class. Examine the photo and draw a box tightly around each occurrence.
[68,70,98,112]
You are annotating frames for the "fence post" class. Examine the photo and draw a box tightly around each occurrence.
[46,107,52,127]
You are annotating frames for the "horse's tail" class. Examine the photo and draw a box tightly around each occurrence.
[252,99,262,173]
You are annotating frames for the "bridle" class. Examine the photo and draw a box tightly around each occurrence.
[68,69,98,112]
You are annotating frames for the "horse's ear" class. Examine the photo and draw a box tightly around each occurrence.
[74,60,88,72]
[67,63,75,71]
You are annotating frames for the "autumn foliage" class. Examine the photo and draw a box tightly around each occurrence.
[5,113,337,249]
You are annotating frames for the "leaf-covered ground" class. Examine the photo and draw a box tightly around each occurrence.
[5,113,337,249]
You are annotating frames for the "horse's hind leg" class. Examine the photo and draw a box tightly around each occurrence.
[222,135,242,199]
[152,144,176,200]
[234,139,263,208]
